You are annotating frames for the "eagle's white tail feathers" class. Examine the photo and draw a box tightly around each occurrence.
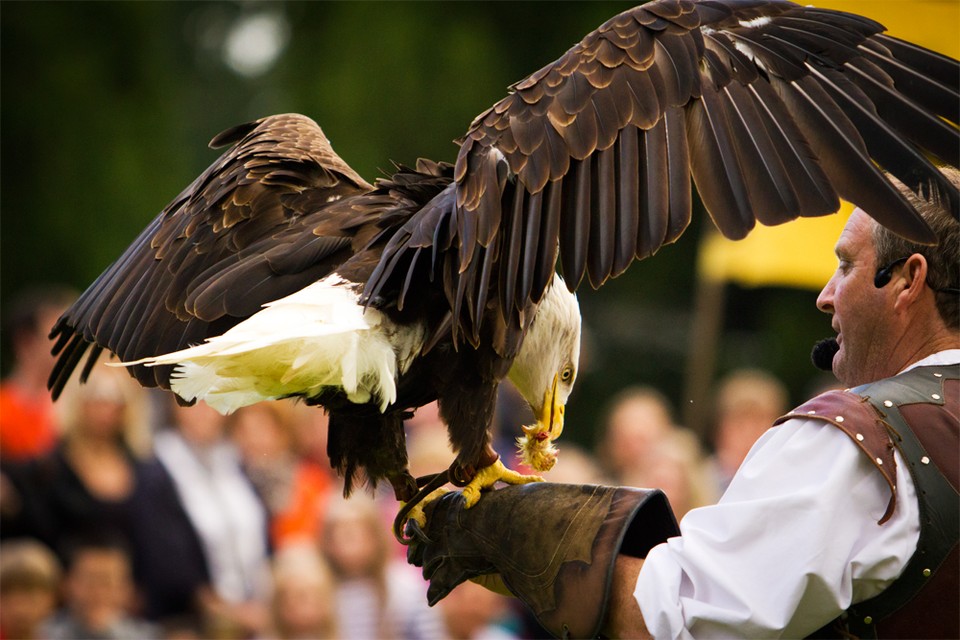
[120,275,422,414]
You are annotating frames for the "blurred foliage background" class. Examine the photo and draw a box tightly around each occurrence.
[2,1,956,449]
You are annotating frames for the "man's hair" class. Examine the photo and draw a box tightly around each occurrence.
[873,167,960,330]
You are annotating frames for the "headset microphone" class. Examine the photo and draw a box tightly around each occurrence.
[873,256,908,288]
[873,255,960,294]
[811,338,839,371]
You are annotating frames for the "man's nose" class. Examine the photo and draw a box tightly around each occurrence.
[816,277,835,313]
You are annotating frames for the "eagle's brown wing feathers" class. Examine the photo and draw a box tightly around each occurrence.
[364,0,958,343]
[49,114,374,398]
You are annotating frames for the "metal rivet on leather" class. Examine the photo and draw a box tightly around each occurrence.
[835,415,844,422]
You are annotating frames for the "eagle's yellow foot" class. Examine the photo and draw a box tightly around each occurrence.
[403,487,450,529]
[461,458,543,508]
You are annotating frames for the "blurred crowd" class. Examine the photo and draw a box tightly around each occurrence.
[1,287,800,640]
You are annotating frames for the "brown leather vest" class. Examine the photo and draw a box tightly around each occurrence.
[776,364,959,639]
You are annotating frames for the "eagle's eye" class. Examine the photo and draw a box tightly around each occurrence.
[560,365,574,383]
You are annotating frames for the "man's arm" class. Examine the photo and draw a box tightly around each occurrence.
[603,555,652,639]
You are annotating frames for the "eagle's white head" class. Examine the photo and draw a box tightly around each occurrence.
[507,273,581,471]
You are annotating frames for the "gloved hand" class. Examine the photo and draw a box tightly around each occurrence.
[405,482,679,639]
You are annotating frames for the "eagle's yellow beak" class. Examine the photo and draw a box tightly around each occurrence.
[538,372,565,441]
[517,373,566,472]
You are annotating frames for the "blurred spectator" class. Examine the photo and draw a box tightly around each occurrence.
[709,368,789,492]
[595,386,677,483]
[0,285,75,461]
[151,399,271,639]
[128,454,210,626]
[269,543,337,639]
[0,539,61,640]
[622,428,718,518]
[0,366,150,556]
[494,384,535,466]
[405,402,456,481]
[229,401,333,550]
[321,494,443,639]
[437,580,521,640]
[286,400,332,470]
[539,443,611,485]
[43,532,159,640]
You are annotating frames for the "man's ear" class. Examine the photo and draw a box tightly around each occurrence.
[893,253,929,310]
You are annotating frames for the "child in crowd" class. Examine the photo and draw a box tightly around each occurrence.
[321,495,444,639]
[43,533,159,640]
[437,581,521,640]
[0,539,61,640]
[270,544,338,639]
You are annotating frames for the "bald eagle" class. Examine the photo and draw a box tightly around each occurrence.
[49,0,957,532]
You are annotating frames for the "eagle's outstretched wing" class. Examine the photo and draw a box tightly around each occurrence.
[366,0,958,341]
[49,114,374,398]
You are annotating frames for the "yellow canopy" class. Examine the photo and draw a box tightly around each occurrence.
[696,0,959,290]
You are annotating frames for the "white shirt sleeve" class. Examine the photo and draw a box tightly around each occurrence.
[634,417,920,639]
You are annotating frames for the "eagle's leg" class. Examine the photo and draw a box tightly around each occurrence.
[392,471,451,544]
[390,469,449,538]
[388,471,418,503]
[454,444,544,508]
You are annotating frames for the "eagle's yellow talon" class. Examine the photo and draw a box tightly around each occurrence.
[402,487,450,528]
[462,459,543,508]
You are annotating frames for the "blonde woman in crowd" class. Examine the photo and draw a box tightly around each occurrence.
[0,366,151,559]
[321,494,444,639]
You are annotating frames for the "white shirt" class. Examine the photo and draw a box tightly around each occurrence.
[636,350,960,639]
[154,430,271,603]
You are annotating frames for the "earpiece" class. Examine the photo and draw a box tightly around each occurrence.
[873,256,908,288]
[874,255,960,294]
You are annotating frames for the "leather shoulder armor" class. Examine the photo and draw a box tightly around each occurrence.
[780,364,959,639]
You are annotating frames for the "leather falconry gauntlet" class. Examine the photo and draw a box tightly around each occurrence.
[405,483,679,638]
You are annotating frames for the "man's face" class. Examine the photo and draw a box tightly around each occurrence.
[816,210,897,387]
